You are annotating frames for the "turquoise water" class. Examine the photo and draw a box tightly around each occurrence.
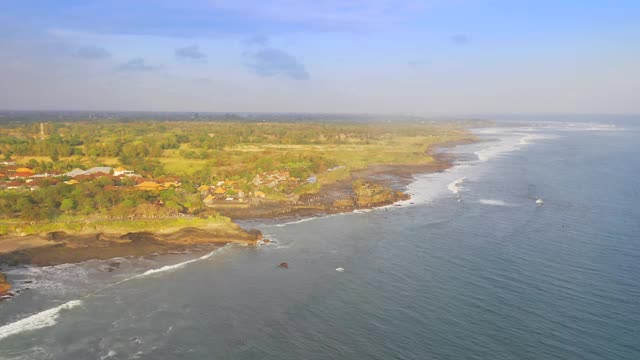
[1,119,639,359]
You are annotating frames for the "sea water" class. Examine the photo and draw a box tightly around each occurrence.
[0,117,639,359]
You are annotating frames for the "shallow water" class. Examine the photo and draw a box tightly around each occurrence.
[1,118,639,359]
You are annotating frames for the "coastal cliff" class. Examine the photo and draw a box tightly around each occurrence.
[0,225,262,267]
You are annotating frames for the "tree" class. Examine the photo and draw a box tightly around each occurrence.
[50,147,60,162]
[60,198,76,214]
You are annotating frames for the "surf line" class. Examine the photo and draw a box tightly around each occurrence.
[448,177,466,202]
[0,245,230,342]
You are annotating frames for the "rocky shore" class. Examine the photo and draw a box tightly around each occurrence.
[214,152,457,221]
[0,137,475,297]
[0,226,261,267]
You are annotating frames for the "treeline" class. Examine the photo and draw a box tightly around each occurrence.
[0,121,465,162]
[0,177,204,222]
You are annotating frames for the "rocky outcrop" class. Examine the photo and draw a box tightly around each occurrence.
[156,227,262,246]
[352,180,407,207]
[0,226,263,267]
[0,272,11,297]
[332,198,355,208]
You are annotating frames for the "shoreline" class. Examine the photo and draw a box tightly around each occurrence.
[215,138,477,222]
[0,137,477,298]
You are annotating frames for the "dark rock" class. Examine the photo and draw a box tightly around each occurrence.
[248,229,263,241]
[46,231,69,241]
[0,272,10,296]
[22,280,33,284]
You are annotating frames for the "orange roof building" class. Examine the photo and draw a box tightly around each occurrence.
[135,181,163,191]
[14,167,35,177]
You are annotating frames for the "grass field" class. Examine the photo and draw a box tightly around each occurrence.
[0,215,234,236]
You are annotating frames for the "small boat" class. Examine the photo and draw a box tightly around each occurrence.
[536,198,544,205]
[335,267,344,272]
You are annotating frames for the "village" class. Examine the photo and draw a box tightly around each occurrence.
[0,161,320,206]
[0,163,176,192]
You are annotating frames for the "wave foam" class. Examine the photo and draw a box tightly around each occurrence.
[0,300,83,341]
[275,217,317,227]
[478,199,509,206]
[130,249,221,280]
[447,177,466,194]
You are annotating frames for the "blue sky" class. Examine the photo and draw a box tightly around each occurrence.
[1,0,638,113]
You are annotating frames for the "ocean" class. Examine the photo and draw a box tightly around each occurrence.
[1,117,639,359]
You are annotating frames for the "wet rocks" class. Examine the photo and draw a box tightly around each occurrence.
[248,229,263,241]
[0,272,11,297]
[100,260,122,272]
[46,231,69,241]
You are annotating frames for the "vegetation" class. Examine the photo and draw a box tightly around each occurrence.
[0,120,475,232]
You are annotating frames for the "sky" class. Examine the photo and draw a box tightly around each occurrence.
[1,0,639,114]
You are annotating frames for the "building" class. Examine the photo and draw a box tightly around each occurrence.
[114,167,135,177]
[14,168,35,178]
[85,167,113,175]
[64,168,87,177]
[135,181,163,191]
[63,167,113,178]
[203,194,216,205]
[5,181,23,190]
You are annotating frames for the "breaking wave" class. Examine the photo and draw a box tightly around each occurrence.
[128,247,224,280]
[275,217,318,227]
[0,300,83,341]
[447,177,466,194]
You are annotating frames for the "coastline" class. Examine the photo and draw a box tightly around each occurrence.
[215,138,477,222]
[0,136,477,299]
